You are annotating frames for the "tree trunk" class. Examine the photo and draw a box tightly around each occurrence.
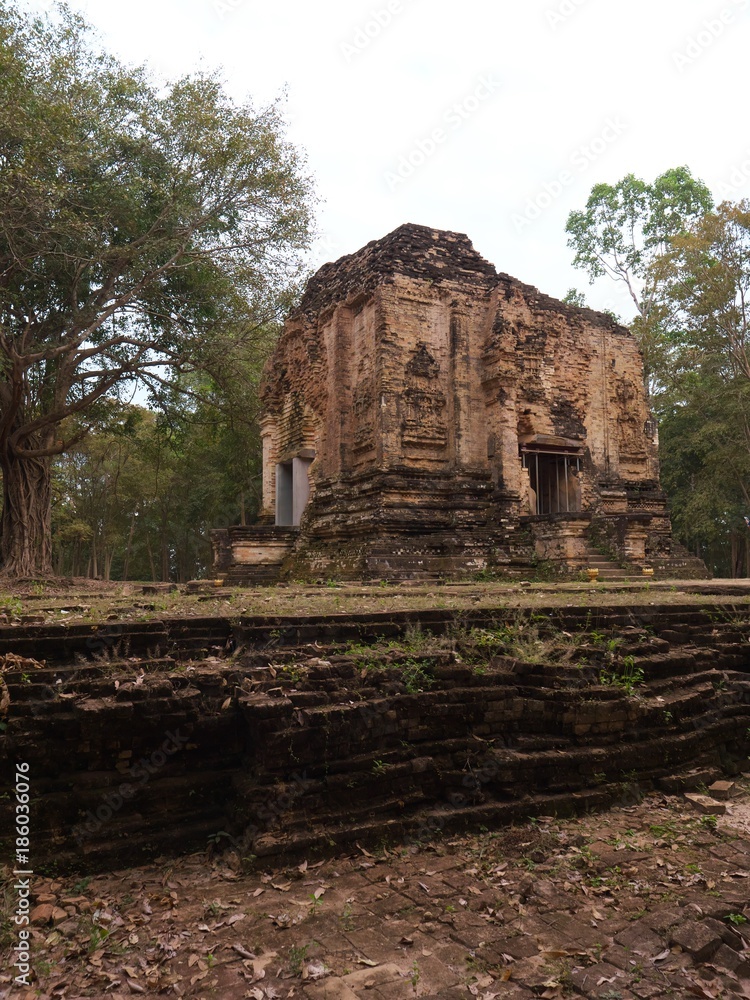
[90,534,98,579]
[0,451,53,577]
[146,538,156,582]
[122,514,136,581]
[161,539,169,582]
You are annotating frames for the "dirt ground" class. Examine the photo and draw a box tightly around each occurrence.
[1,577,750,626]
[3,779,750,999]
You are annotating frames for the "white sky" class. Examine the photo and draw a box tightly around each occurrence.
[31,0,750,320]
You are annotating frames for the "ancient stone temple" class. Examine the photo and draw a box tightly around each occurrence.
[212,223,704,583]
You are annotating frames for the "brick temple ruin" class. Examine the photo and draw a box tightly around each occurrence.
[213,223,705,583]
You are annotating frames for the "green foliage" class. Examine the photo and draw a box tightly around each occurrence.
[567,170,750,579]
[0,2,314,576]
[401,659,435,693]
[599,654,645,696]
[562,288,587,308]
[288,943,309,976]
[566,167,713,300]
[566,167,713,383]
[651,202,750,576]
[409,960,421,990]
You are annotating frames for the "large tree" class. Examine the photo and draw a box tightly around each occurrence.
[565,167,713,385]
[0,2,313,576]
[651,200,750,384]
[648,201,750,573]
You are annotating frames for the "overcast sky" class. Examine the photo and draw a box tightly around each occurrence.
[31,0,750,320]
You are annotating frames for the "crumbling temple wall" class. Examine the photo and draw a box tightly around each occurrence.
[2,604,749,872]
[244,223,682,581]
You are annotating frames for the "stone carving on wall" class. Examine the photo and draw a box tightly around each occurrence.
[615,378,647,463]
[352,381,376,453]
[401,343,448,448]
[406,342,441,380]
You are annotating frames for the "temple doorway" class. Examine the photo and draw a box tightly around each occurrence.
[275,456,312,526]
[523,452,581,516]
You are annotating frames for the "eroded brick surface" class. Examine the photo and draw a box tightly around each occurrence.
[217,223,709,583]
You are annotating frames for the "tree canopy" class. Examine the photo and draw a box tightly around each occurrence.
[0,1,314,576]
[565,168,713,386]
[568,169,750,576]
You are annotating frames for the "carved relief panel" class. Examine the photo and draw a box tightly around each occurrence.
[614,377,647,461]
[352,380,376,453]
[401,343,448,449]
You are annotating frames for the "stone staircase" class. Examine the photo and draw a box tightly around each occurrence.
[581,540,636,581]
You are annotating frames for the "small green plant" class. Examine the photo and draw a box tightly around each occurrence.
[32,956,52,979]
[73,876,92,894]
[289,943,309,976]
[0,597,22,617]
[401,659,434,693]
[700,813,718,831]
[650,820,678,839]
[409,959,421,991]
[340,902,354,931]
[86,923,110,953]
[600,654,644,696]
[727,913,748,925]
[206,830,234,851]
[372,759,389,776]
[279,664,303,686]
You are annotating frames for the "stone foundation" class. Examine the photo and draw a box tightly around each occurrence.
[1,602,748,872]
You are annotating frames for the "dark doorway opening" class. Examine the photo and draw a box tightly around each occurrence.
[275,457,313,527]
[523,452,582,516]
